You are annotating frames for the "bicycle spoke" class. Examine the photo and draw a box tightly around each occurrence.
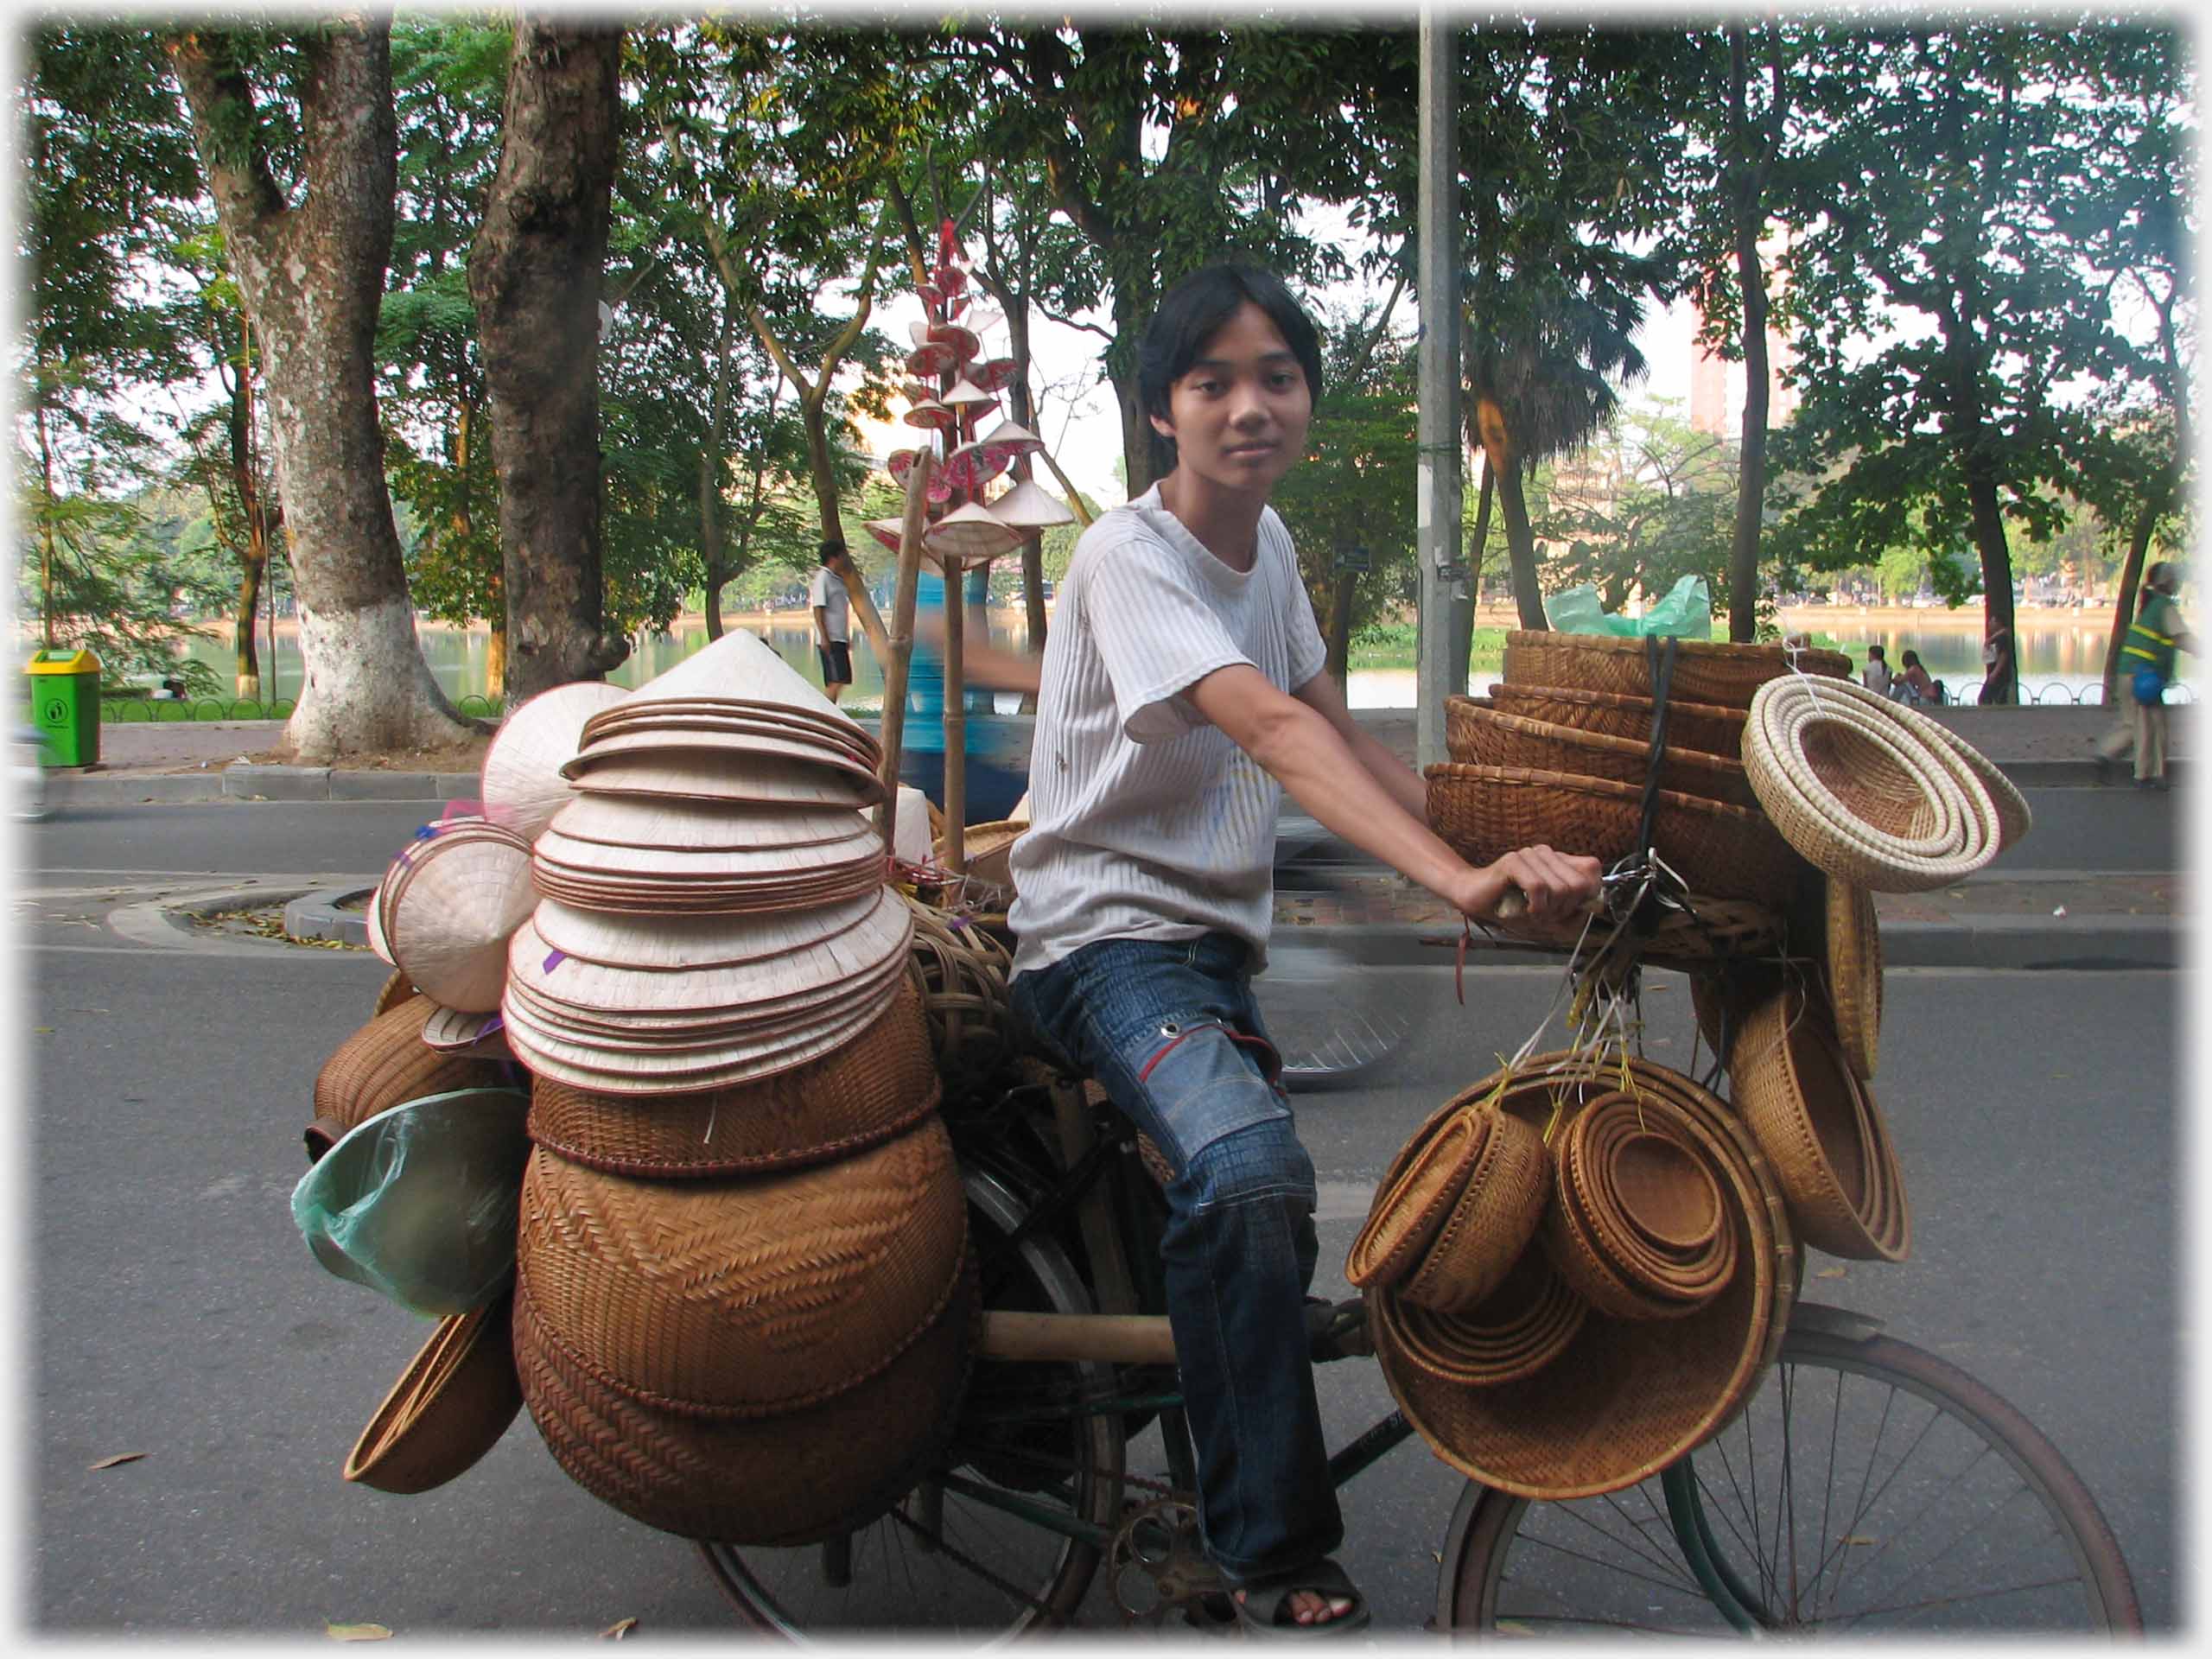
[1833,1570,2098,1628]
[887,1500,1069,1627]
[1502,1530,1719,1604]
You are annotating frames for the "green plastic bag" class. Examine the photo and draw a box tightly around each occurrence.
[1544,575,1713,639]
[291,1085,531,1318]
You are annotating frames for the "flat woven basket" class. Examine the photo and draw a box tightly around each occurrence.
[343,1287,523,1494]
[1726,982,1909,1262]
[1445,702,1756,808]
[1822,875,1882,1083]
[1426,763,1806,906]
[1485,683,1747,760]
[1542,1093,1735,1321]
[524,976,942,1179]
[1344,1108,1491,1293]
[515,1116,968,1418]
[1369,1052,1798,1501]
[1478,890,1784,970]
[1503,631,1852,709]
[1368,1248,1586,1389]
[514,1255,975,1544]
[309,995,519,1162]
[1395,1108,1550,1315]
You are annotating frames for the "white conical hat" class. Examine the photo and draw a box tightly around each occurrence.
[615,630,851,725]
[479,680,629,844]
[941,439,1013,493]
[903,397,958,430]
[863,517,906,552]
[939,377,996,410]
[988,478,1076,529]
[923,501,1024,563]
[980,419,1045,459]
[969,357,1020,393]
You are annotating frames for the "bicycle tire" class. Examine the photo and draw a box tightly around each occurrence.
[696,1166,1127,1641]
[1438,1317,2142,1635]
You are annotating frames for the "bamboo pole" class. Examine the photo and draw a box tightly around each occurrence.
[942,550,966,870]
[977,1310,1179,1366]
[1035,447,1094,529]
[873,451,933,853]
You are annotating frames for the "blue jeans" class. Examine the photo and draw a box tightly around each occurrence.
[1008,933,1343,1585]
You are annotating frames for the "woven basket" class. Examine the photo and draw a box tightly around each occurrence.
[1479,891,1784,970]
[343,1287,523,1494]
[1823,875,1882,1083]
[1545,1095,1735,1319]
[1397,1108,1549,1315]
[1484,683,1747,760]
[515,1116,968,1418]
[1426,764,1806,906]
[308,996,518,1163]
[1444,702,1757,809]
[1815,677,2031,853]
[1367,1249,1586,1389]
[515,1255,974,1544]
[1503,631,1852,709]
[1726,983,1908,1263]
[933,819,1027,912]
[1345,1107,1489,1292]
[1370,1052,1796,1500]
[525,976,942,1178]
[372,969,414,1019]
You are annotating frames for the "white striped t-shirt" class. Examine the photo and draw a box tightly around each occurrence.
[1007,485,1327,978]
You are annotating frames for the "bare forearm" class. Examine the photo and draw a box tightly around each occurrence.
[1249,702,1469,901]
[1344,722,1428,821]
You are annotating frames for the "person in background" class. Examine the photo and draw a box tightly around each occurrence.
[901,560,1039,824]
[1976,626,2012,705]
[809,541,855,704]
[1860,644,1893,698]
[2096,562,2194,789]
[1899,649,1939,705]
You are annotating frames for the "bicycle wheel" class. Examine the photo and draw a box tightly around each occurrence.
[1439,1313,2142,1635]
[696,1166,1128,1640]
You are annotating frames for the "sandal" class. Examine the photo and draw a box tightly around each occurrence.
[1227,1557,1371,1638]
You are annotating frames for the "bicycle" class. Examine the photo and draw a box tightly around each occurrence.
[693,1052,2142,1640]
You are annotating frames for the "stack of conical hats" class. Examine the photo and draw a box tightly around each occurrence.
[504,631,971,1546]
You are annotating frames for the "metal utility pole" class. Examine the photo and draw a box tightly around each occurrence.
[1414,7,1465,772]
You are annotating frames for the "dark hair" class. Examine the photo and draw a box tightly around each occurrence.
[1901,650,1923,669]
[1866,644,1885,660]
[818,540,848,565]
[1137,264,1324,476]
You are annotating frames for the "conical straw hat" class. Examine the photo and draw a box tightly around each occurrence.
[561,730,885,801]
[905,342,957,378]
[988,479,1076,529]
[923,502,1023,563]
[980,419,1044,459]
[526,887,888,972]
[419,1003,511,1055]
[563,753,877,810]
[941,440,1012,493]
[939,377,995,411]
[578,713,878,773]
[926,321,981,363]
[547,792,868,853]
[501,991,896,1095]
[536,823,880,879]
[582,696,877,755]
[617,630,855,726]
[479,681,628,844]
[969,357,1019,393]
[504,944,906,1037]
[887,448,922,483]
[862,517,906,553]
[903,397,957,430]
[385,825,537,1014]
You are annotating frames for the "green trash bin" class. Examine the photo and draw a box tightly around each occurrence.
[27,648,101,767]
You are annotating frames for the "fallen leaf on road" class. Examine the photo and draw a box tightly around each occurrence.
[600,1618,639,1640]
[325,1623,391,1642]
[33,1028,52,1035]
[86,1452,145,1471]
[1844,1535,1878,1547]
[1814,1266,1848,1280]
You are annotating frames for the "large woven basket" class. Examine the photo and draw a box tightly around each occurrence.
[1396,1108,1549,1315]
[1726,983,1909,1262]
[1503,631,1851,709]
[1822,875,1882,1083]
[1484,683,1747,760]
[343,1288,523,1494]
[308,995,519,1162]
[1542,1093,1736,1321]
[515,1255,975,1544]
[524,976,942,1178]
[1445,702,1756,808]
[1426,764,1806,905]
[1368,1249,1586,1389]
[515,1116,968,1418]
[1369,1052,1797,1500]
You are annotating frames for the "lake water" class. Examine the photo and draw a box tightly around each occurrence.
[182,610,2176,710]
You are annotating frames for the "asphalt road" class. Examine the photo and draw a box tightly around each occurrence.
[15,803,2183,1637]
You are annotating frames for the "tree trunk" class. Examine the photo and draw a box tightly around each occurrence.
[1112,365,1154,499]
[1471,397,1547,631]
[467,16,628,702]
[1325,570,1357,689]
[699,302,737,643]
[2101,465,2177,704]
[1728,220,1771,645]
[1457,457,1496,685]
[229,334,265,701]
[1961,467,2018,704]
[168,21,472,761]
[1002,306,1048,712]
[485,626,507,704]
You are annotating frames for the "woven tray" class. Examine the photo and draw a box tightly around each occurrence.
[515,1255,975,1544]
[1445,702,1757,808]
[1368,1052,1796,1500]
[1480,890,1784,969]
[309,995,519,1162]
[344,1288,523,1494]
[1485,683,1746,760]
[1503,632,1852,709]
[1426,763,1806,906]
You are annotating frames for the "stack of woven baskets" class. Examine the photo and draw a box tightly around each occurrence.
[1373,629,2033,1499]
[302,635,979,1543]
[1430,629,1852,911]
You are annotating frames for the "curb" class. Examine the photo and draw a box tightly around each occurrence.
[283,886,374,947]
